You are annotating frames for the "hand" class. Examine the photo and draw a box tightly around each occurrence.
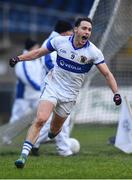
[113,93,122,105]
[9,56,20,67]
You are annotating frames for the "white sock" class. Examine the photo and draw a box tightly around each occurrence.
[21,140,33,156]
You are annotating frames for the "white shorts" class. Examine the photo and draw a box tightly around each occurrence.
[40,84,76,118]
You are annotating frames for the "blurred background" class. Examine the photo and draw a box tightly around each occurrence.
[0,0,94,124]
[0,0,132,125]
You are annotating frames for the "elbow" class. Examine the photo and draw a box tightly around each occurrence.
[34,49,42,58]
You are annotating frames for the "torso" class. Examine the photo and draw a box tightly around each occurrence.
[44,35,104,101]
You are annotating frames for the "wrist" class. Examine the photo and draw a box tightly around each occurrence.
[16,56,20,62]
[114,92,119,95]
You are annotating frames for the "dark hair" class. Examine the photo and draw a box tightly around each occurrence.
[74,17,92,27]
[54,20,73,33]
[25,38,38,50]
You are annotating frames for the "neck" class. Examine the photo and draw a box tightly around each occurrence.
[73,38,83,48]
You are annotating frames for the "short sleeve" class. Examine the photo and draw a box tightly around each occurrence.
[46,37,57,52]
[94,49,105,65]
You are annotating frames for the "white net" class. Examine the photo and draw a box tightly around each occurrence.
[73,0,132,124]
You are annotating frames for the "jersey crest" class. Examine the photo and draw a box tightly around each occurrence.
[78,55,93,64]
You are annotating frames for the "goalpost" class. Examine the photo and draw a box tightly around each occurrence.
[72,0,132,124]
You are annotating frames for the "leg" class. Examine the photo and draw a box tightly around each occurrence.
[48,112,66,139]
[15,100,54,168]
[48,100,76,139]
[54,115,80,157]
[55,115,74,156]
[31,112,65,156]
[31,113,53,156]
[57,115,74,137]
[35,115,72,146]
[27,100,54,143]
[34,113,54,147]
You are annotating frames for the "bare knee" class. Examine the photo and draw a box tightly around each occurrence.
[35,112,49,129]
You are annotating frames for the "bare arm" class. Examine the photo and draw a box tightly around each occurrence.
[96,63,118,94]
[18,47,50,61]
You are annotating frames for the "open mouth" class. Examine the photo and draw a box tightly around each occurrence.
[82,36,88,40]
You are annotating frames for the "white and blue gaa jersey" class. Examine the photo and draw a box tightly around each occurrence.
[45,35,105,101]
[41,31,59,74]
[40,31,59,90]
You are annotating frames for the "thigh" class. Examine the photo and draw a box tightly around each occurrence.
[51,101,75,132]
[55,101,76,118]
[37,100,55,120]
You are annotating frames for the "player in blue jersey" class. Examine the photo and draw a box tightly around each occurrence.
[9,17,122,168]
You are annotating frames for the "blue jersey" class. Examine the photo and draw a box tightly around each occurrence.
[44,35,104,101]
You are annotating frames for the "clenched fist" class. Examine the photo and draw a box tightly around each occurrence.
[9,56,20,67]
[113,93,122,105]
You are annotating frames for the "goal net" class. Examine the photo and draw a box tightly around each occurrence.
[73,0,132,124]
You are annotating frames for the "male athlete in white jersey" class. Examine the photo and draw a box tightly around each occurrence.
[9,21,77,156]
[32,20,78,157]
[9,17,122,168]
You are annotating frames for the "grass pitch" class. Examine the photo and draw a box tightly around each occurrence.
[0,124,132,179]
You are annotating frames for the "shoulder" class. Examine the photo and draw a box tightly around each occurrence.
[41,31,59,47]
[89,41,100,51]
[88,41,103,56]
[50,35,70,46]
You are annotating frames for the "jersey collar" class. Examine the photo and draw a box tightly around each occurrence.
[69,35,90,50]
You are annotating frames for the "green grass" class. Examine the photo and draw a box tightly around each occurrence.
[0,124,132,179]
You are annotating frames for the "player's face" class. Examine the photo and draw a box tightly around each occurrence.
[74,21,92,47]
